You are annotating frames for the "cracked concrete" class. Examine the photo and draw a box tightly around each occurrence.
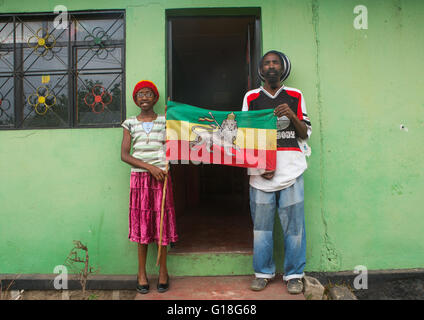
[311,0,340,271]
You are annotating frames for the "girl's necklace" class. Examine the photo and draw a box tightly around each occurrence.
[143,122,153,144]
[137,113,157,144]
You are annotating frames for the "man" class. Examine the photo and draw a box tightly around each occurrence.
[242,50,312,294]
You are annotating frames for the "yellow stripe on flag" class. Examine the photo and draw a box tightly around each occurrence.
[166,120,276,150]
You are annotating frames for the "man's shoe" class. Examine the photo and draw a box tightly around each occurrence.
[287,278,304,294]
[250,277,271,291]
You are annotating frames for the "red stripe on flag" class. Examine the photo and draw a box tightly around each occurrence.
[166,140,276,170]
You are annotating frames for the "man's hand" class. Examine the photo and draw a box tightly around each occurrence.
[261,170,275,180]
[274,103,308,139]
[274,103,296,120]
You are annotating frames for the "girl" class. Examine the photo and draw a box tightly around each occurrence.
[121,80,178,294]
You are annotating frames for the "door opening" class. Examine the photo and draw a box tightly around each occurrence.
[166,12,261,254]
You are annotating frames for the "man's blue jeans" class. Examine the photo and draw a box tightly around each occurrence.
[249,175,306,281]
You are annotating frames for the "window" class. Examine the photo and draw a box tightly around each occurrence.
[0,11,125,129]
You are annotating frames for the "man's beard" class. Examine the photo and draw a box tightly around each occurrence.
[264,70,281,85]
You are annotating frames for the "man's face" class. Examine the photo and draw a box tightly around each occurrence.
[261,53,283,82]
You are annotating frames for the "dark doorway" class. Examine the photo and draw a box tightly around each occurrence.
[166,10,261,254]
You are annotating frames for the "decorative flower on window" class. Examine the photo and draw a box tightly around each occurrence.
[84,27,114,60]
[0,92,11,118]
[28,28,57,58]
[27,86,56,115]
[83,84,112,114]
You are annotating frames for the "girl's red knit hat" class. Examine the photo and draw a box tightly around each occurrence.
[132,80,159,104]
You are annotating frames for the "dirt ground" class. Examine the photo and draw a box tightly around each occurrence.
[353,278,424,300]
[4,289,137,300]
[3,278,424,300]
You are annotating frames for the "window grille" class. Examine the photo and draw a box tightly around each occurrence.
[0,11,125,129]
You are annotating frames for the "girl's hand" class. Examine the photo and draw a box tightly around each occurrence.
[148,165,166,182]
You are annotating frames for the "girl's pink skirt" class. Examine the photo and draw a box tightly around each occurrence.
[128,171,178,245]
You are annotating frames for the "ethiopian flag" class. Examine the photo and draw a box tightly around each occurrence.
[166,101,277,170]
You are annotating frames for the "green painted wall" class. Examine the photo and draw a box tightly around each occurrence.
[1,0,423,277]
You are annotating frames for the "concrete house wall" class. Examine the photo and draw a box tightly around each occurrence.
[1,0,423,277]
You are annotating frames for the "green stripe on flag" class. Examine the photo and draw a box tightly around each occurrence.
[166,101,276,130]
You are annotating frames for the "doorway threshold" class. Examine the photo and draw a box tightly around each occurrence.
[168,206,253,255]
[168,247,253,255]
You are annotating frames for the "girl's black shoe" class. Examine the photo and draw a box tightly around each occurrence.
[157,275,169,293]
[136,277,149,294]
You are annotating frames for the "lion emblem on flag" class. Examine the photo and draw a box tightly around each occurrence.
[189,112,240,156]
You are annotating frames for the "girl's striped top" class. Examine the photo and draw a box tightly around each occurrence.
[121,115,167,172]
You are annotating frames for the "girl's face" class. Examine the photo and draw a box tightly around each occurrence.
[135,87,157,111]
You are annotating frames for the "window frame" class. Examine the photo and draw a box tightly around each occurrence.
[0,10,126,130]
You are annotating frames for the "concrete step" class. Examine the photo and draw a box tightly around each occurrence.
[135,275,305,300]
